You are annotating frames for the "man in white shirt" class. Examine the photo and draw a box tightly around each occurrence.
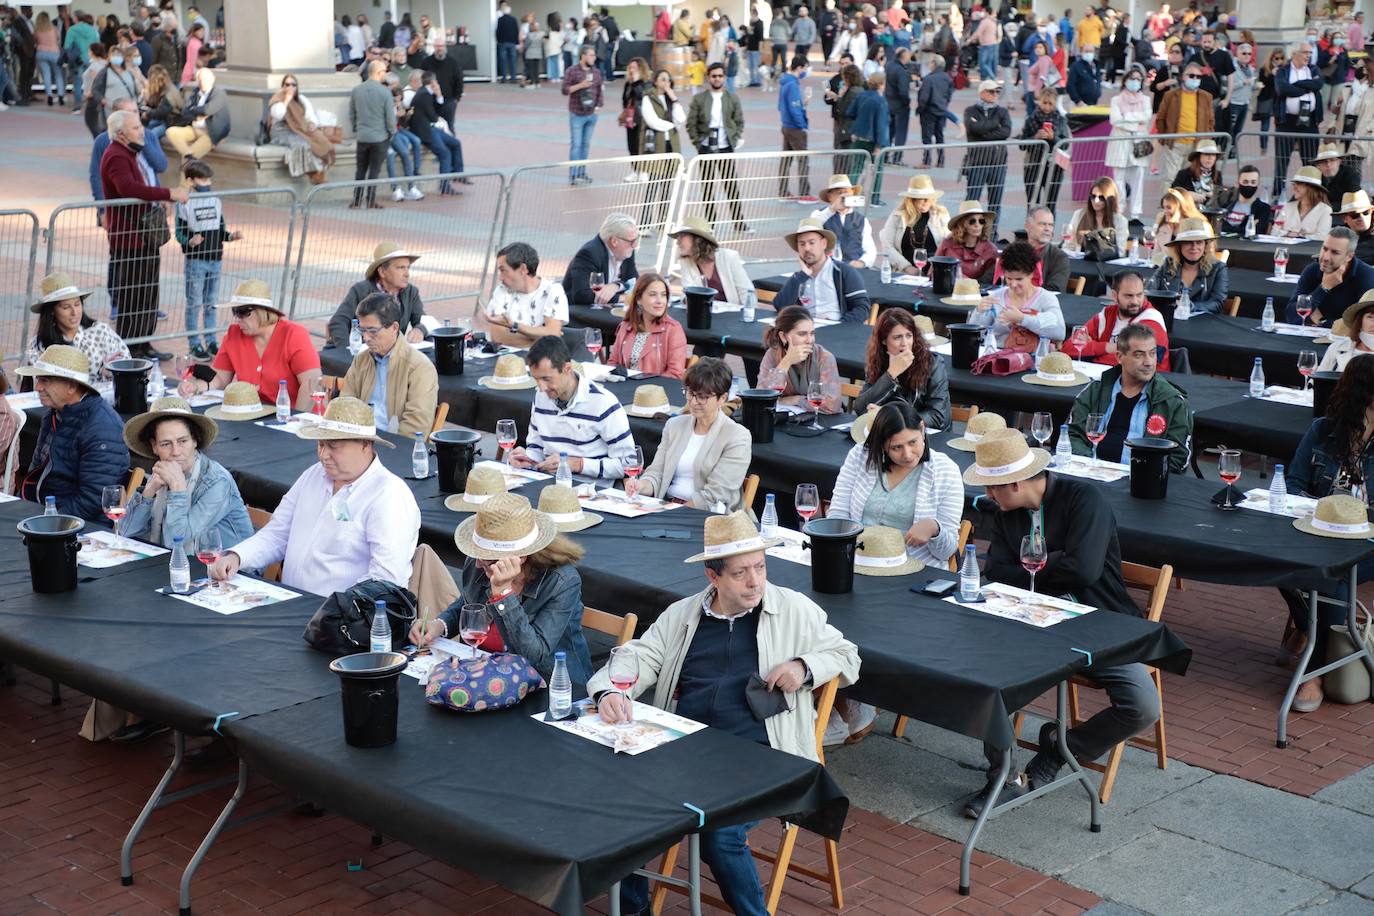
[484,242,569,346]
[686,63,748,232]
[1273,42,1324,198]
[211,397,420,594]
[771,218,872,323]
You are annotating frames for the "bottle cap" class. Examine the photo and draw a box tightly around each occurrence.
[375,600,386,610]
[173,535,184,542]
[555,651,566,659]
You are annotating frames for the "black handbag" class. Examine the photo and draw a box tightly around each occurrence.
[1081,228,1120,262]
[303,579,419,655]
[138,204,170,249]
[1132,139,1154,159]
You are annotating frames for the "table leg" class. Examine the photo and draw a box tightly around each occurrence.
[608,881,620,916]
[959,745,1012,895]
[122,730,186,884]
[688,832,701,916]
[1053,681,1101,833]
[178,758,249,916]
[1277,589,1321,749]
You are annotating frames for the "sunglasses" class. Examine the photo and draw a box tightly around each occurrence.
[1090,193,1110,201]
[231,306,255,319]
[965,217,986,224]
[284,81,298,87]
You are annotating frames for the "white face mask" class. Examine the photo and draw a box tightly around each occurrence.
[1360,331,1374,351]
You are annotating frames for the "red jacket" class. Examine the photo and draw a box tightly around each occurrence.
[609,315,688,379]
[1067,303,1171,372]
[99,139,171,252]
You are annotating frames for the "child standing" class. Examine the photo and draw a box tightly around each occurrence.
[176,160,242,361]
[687,50,706,94]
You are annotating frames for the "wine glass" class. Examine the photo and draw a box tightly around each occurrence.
[310,376,329,416]
[911,247,929,277]
[795,483,820,527]
[622,445,644,503]
[1085,412,1106,463]
[584,327,603,363]
[589,271,606,305]
[496,418,518,465]
[1218,449,1242,510]
[172,354,192,384]
[1297,350,1318,391]
[606,645,640,726]
[1020,534,1047,594]
[459,604,491,656]
[1031,411,1054,449]
[1069,325,1089,366]
[101,485,126,534]
[1274,246,1289,280]
[195,529,223,590]
[806,379,825,430]
[1294,294,1313,327]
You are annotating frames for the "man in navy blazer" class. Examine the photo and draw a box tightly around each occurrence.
[772,217,871,323]
[562,212,641,306]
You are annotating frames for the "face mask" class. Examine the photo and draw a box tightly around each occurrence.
[1361,331,1374,350]
[127,140,145,153]
[1183,77,1200,90]
[194,183,212,192]
[1126,78,1142,91]
[132,56,142,66]
[110,54,124,67]
[1082,51,1095,61]
[1336,37,1347,46]
[1238,184,1257,199]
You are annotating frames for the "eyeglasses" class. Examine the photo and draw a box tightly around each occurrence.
[358,325,392,338]
[231,306,255,319]
[617,235,641,248]
[686,390,723,402]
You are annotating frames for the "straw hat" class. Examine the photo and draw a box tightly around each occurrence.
[941,278,983,306]
[668,216,719,247]
[365,241,420,280]
[683,510,784,563]
[1169,217,1215,244]
[453,492,559,561]
[1187,139,1223,159]
[1022,351,1091,387]
[625,384,680,418]
[1318,317,1349,345]
[30,271,93,313]
[204,380,275,421]
[912,314,947,345]
[899,175,943,200]
[443,465,508,512]
[479,354,536,389]
[537,483,602,532]
[962,430,1051,486]
[1293,494,1372,539]
[15,345,97,392]
[784,217,837,251]
[853,525,925,577]
[1291,166,1325,190]
[216,278,282,316]
[948,200,994,233]
[295,395,397,448]
[1313,142,1344,163]
[821,173,861,199]
[123,396,219,459]
[948,411,1007,451]
[850,408,876,445]
[1341,288,1374,332]
[1337,189,1374,215]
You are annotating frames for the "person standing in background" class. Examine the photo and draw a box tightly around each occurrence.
[819,0,840,68]
[778,54,812,200]
[348,60,396,210]
[495,2,520,84]
[562,44,603,186]
[769,9,791,71]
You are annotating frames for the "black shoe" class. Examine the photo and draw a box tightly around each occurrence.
[294,801,326,817]
[457,177,475,185]
[141,345,174,361]
[1024,722,1067,788]
[962,776,1027,819]
[190,343,210,361]
[47,96,53,106]
[186,736,234,771]
[207,340,219,356]
[110,720,170,744]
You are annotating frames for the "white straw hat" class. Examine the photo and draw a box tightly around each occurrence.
[538,484,602,532]
[853,525,925,577]
[204,380,275,421]
[15,345,97,392]
[444,465,509,512]
[453,492,559,560]
[479,354,536,390]
[1292,494,1372,539]
[961,430,1051,486]
[947,411,1007,451]
[1021,351,1091,387]
[683,511,783,563]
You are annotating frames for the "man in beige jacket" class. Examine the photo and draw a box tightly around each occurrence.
[588,511,860,916]
[342,292,439,437]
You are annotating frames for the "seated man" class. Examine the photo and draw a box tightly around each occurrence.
[1315,143,1362,212]
[210,396,420,594]
[341,292,438,437]
[589,511,860,916]
[963,432,1160,816]
[772,218,872,323]
[1214,164,1273,238]
[1335,190,1374,264]
[1068,324,1192,473]
[1071,269,1170,371]
[562,212,641,307]
[1011,205,1070,292]
[327,242,428,348]
[509,336,636,479]
[17,345,129,522]
[1285,227,1374,326]
[484,241,569,347]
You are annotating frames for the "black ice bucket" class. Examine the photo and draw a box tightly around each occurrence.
[107,358,152,415]
[684,285,715,330]
[17,514,85,594]
[739,389,780,443]
[802,517,865,594]
[431,326,469,375]
[1146,290,1179,334]
[948,324,983,371]
[431,428,482,494]
[1126,437,1176,500]
[1312,371,1341,417]
[329,651,409,748]
[929,256,961,296]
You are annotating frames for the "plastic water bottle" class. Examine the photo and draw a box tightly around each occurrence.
[760,493,779,536]
[169,536,190,594]
[549,651,573,718]
[1245,214,1257,239]
[1034,335,1051,370]
[1269,464,1288,513]
[1055,423,1073,466]
[412,432,429,478]
[1249,357,1266,398]
[979,327,997,358]
[348,319,363,354]
[275,379,290,422]
[801,277,816,312]
[43,496,57,516]
[1262,297,1276,332]
[147,361,164,405]
[741,289,757,323]
[443,318,452,329]
[959,545,980,601]
[879,255,892,286]
[1174,287,1192,322]
[556,451,572,489]
[370,600,391,653]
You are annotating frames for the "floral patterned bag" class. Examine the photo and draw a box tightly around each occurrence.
[424,653,546,713]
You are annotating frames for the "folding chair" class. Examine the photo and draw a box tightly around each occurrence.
[1069,276,1087,295]
[246,507,283,582]
[581,606,638,646]
[429,402,450,437]
[741,474,760,513]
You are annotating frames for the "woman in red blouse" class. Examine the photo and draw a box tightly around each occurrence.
[178,279,321,408]
[607,272,688,379]
[934,200,1000,283]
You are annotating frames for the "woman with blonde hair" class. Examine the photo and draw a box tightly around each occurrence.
[1278,167,1333,239]
[140,64,182,143]
[1150,188,1203,265]
[1064,177,1130,254]
[879,175,949,273]
[1148,217,1230,314]
[34,12,64,106]
[607,272,688,378]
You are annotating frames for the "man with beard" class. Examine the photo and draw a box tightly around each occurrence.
[1314,143,1362,212]
[1285,227,1374,326]
[419,39,464,134]
[1071,270,1170,371]
[1214,164,1273,237]
[1336,190,1374,263]
[772,218,872,323]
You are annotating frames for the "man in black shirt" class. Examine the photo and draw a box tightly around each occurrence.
[1336,190,1374,263]
[1197,30,1233,103]
[962,432,1160,817]
[1315,143,1362,211]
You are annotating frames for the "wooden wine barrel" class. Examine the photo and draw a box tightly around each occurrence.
[653,41,692,88]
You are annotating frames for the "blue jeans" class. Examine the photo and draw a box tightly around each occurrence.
[70,58,84,106]
[425,131,464,180]
[497,42,519,81]
[183,258,221,349]
[620,821,767,916]
[387,129,423,189]
[36,50,63,98]
[600,55,614,81]
[547,54,564,81]
[569,112,597,179]
[748,50,762,85]
[978,44,998,80]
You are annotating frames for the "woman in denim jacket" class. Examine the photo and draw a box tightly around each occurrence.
[1283,356,1374,712]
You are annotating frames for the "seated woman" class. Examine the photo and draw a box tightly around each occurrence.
[1063,176,1130,255]
[757,305,844,414]
[1149,188,1203,266]
[810,173,877,267]
[1320,292,1374,372]
[1170,139,1225,207]
[968,240,1066,349]
[627,357,752,511]
[1279,166,1334,239]
[267,72,337,182]
[1147,217,1230,315]
[24,271,130,385]
[670,218,752,303]
[1284,355,1374,713]
[414,492,594,684]
[177,279,321,410]
[139,64,182,144]
[878,175,949,274]
[935,200,999,282]
[607,272,688,379]
[853,308,950,430]
[121,397,254,546]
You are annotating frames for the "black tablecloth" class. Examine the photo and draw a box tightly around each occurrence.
[1067,259,1292,318]
[1216,237,1319,275]
[1192,396,1312,461]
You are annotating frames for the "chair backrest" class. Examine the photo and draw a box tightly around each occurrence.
[840,381,862,408]
[1223,295,1240,317]
[867,302,879,324]
[430,401,450,436]
[812,677,840,765]
[686,355,701,370]
[1122,561,1173,623]
[948,518,973,573]
[1217,248,1231,265]
[741,473,760,512]
[755,287,776,304]
[951,404,979,424]
[582,606,638,646]
[1070,276,1087,296]
[122,468,145,506]
[247,506,283,582]
[1167,346,1192,375]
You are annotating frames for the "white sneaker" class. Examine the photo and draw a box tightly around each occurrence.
[822,709,849,747]
[392,188,405,202]
[623,172,639,183]
[0,101,9,111]
[406,187,425,201]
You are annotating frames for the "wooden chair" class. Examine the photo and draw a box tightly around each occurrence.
[1011,561,1173,803]
[755,288,776,304]
[1217,248,1231,264]
[840,381,862,410]
[246,506,283,583]
[741,474,760,513]
[581,606,638,646]
[1223,296,1241,317]
[868,302,880,324]
[686,355,701,370]
[122,468,145,506]
[319,375,341,397]
[1069,276,1087,296]
[951,404,980,425]
[650,678,844,914]
[429,402,450,437]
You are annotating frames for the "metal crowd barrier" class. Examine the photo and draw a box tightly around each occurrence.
[1232,130,1374,199]
[0,210,39,367]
